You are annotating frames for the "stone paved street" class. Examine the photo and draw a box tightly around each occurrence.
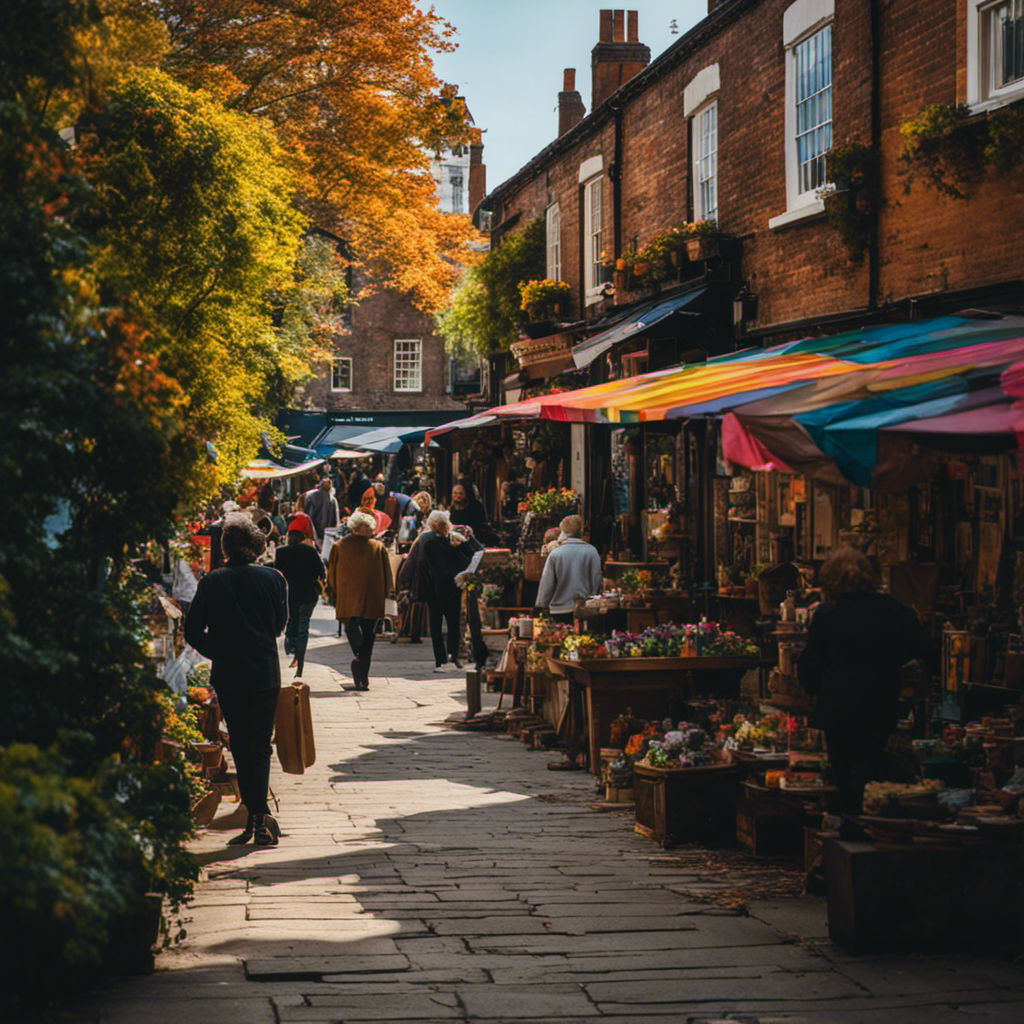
[45,604,1024,1023]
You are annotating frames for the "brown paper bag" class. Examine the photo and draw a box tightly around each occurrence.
[275,682,315,774]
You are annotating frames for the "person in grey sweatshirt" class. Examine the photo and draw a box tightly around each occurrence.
[535,515,603,622]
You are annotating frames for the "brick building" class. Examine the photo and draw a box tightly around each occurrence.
[289,108,487,453]
[480,0,1024,366]
[459,0,1024,564]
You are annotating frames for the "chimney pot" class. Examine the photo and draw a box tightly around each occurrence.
[591,9,650,110]
[612,9,625,42]
[558,68,586,137]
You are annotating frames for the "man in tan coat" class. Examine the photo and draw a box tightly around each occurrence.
[327,510,394,689]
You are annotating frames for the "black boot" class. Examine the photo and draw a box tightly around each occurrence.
[227,814,255,845]
[253,814,280,846]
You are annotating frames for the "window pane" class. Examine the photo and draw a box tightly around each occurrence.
[586,178,603,290]
[331,358,351,391]
[993,1,1024,89]
[546,204,561,280]
[695,101,718,222]
[794,24,832,196]
[393,340,422,391]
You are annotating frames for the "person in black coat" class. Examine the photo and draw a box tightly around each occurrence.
[418,510,473,671]
[448,482,492,542]
[798,546,932,813]
[346,465,373,512]
[184,515,288,847]
[275,528,326,678]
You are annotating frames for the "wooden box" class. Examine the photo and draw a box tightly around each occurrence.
[824,838,1024,953]
[633,763,742,848]
[523,551,546,581]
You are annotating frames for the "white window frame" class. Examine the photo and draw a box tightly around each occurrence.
[583,176,604,305]
[330,356,352,392]
[684,64,721,223]
[769,0,834,230]
[546,202,561,281]
[448,166,465,214]
[968,0,1024,111]
[393,339,422,393]
[692,100,719,223]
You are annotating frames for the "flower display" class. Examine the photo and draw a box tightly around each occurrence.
[518,487,579,518]
[639,721,720,768]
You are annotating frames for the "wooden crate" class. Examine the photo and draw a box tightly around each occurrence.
[633,763,742,848]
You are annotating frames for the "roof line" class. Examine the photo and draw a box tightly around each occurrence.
[477,0,760,214]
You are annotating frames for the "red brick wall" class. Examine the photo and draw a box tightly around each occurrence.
[878,1,1024,304]
[299,285,464,412]
[486,0,1024,340]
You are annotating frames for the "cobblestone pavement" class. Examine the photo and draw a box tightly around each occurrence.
[43,604,1024,1024]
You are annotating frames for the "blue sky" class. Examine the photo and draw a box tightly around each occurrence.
[428,1,710,192]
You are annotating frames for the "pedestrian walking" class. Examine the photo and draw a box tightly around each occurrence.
[798,545,933,813]
[275,526,326,679]
[346,463,373,512]
[171,551,199,617]
[304,477,339,549]
[418,509,473,672]
[327,510,394,690]
[183,515,287,847]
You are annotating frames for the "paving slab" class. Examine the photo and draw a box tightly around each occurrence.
[36,604,1024,1024]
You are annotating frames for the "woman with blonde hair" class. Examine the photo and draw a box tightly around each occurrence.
[798,545,932,813]
[328,510,394,689]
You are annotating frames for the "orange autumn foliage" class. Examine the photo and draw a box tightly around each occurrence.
[161,0,481,311]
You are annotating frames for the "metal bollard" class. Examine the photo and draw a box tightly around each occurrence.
[465,669,481,717]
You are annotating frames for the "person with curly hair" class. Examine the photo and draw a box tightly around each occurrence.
[798,545,932,813]
[184,514,288,847]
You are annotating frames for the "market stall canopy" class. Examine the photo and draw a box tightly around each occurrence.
[339,425,434,454]
[242,459,324,480]
[330,448,370,460]
[570,287,706,368]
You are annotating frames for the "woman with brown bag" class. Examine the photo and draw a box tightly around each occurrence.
[327,510,394,690]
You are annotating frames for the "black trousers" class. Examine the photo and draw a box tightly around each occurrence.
[824,724,891,814]
[429,592,462,666]
[217,687,279,818]
[345,616,378,668]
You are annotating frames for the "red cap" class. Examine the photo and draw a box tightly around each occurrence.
[288,513,314,537]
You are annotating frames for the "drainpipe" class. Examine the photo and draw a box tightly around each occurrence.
[868,0,881,309]
[609,99,624,260]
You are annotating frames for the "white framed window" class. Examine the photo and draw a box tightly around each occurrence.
[449,167,465,213]
[583,176,604,303]
[968,1,1024,109]
[692,100,719,222]
[546,203,561,281]
[330,356,352,392]
[770,0,834,230]
[393,339,422,392]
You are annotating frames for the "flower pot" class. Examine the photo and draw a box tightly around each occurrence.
[615,258,627,271]
[685,235,717,261]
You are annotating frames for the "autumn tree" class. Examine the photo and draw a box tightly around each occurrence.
[160,0,479,309]
[437,217,547,356]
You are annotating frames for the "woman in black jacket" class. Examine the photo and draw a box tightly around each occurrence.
[275,528,326,678]
[184,516,288,847]
[418,510,473,671]
[798,546,932,813]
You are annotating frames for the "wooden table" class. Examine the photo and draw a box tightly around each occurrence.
[549,656,759,776]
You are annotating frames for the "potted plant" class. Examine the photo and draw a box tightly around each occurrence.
[519,278,573,323]
[683,218,719,260]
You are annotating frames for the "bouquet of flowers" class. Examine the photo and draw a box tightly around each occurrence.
[518,487,579,518]
[702,630,760,658]
[560,633,602,660]
[640,721,721,768]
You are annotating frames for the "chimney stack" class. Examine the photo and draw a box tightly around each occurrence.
[558,68,586,137]
[468,127,486,214]
[591,9,650,110]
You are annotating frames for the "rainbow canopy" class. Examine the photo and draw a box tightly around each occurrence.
[427,313,1024,487]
